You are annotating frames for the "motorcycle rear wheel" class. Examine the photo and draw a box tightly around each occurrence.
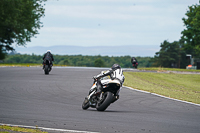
[96,92,114,111]
[82,97,90,110]
[44,65,49,75]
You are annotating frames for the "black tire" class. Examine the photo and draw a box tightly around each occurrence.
[96,92,114,111]
[44,65,49,75]
[82,98,90,110]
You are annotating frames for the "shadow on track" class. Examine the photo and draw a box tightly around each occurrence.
[82,109,135,113]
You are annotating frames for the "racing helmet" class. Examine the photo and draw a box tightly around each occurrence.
[47,50,51,53]
[111,64,121,71]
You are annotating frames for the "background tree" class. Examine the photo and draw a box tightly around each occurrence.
[181,2,200,57]
[152,40,187,68]
[0,0,46,60]
[58,59,70,65]
[94,58,105,67]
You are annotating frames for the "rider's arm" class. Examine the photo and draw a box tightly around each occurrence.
[94,70,112,79]
[43,53,46,60]
[51,54,54,61]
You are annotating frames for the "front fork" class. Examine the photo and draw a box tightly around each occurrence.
[87,89,104,107]
[87,90,96,100]
[99,92,104,101]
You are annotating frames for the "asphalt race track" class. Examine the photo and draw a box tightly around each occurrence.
[0,67,200,133]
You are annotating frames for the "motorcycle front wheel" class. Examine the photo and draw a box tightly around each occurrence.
[82,97,90,110]
[96,92,114,111]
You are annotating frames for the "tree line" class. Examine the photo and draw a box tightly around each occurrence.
[2,53,152,68]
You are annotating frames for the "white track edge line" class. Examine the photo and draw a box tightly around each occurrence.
[0,123,100,133]
[123,85,200,107]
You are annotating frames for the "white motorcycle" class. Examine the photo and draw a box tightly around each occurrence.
[82,76,121,111]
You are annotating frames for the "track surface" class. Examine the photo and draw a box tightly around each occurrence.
[0,67,200,133]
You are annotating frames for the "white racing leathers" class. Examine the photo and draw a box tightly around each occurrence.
[93,68,125,95]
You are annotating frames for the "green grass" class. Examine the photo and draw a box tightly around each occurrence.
[0,63,42,67]
[0,125,47,133]
[124,72,200,104]
[138,67,200,72]
[0,63,68,67]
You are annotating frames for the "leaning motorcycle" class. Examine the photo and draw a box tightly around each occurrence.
[43,59,52,75]
[82,76,121,111]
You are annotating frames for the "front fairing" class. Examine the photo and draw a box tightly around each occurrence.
[90,83,97,90]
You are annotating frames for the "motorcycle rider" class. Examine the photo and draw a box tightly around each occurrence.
[92,64,125,102]
[42,50,54,70]
[131,57,138,68]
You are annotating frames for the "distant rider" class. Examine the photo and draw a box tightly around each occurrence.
[92,64,125,101]
[131,57,138,68]
[42,50,54,70]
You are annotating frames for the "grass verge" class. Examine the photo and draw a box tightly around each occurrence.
[138,67,200,72]
[124,72,200,104]
[0,125,47,133]
[0,63,68,67]
[0,63,42,67]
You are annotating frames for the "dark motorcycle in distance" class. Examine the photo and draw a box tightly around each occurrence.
[82,77,121,111]
[43,60,52,75]
[132,62,138,68]
[131,57,138,69]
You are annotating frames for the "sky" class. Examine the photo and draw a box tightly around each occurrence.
[15,0,199,49]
